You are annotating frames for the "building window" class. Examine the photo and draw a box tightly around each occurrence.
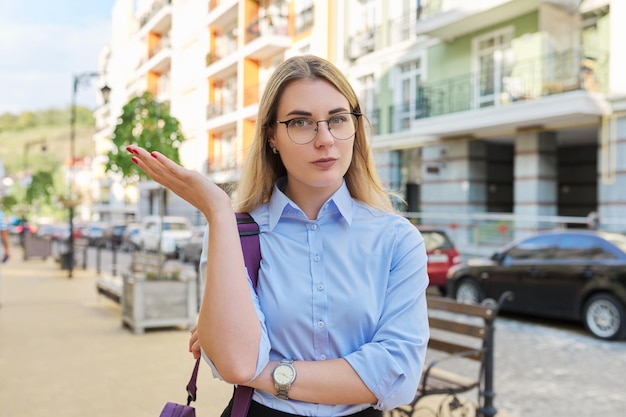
[394,59,424,132]
[473,28,513,108]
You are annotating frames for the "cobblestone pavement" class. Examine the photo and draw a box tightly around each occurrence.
[491,314,625,417]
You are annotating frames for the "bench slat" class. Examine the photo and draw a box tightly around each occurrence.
[427,339,483,361]
[428,316,487,338]
[427,296,496,321]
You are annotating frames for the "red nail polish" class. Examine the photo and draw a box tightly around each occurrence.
[151,152,158,159]
[131,156,138,164]
[126,146,133,153]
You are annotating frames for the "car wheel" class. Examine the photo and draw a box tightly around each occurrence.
[583,293,626,341]
[454,278,484,305]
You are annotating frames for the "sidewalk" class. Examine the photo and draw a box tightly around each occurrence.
[0,245,233,417]
[0,245,515,417]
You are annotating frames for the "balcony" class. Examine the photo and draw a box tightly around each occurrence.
[137,37,172,75]
[207,0,238,31]
[347,29,375,60]
[378,49,607,147]
[415,0,537,41]
[138,0,172,35]
[244,14,291,60]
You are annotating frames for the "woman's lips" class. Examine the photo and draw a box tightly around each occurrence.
[312,158,337,169]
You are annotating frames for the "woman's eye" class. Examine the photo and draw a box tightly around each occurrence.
[330,115,346,125]
[291,119,312,128]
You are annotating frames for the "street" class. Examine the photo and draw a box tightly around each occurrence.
[86,246,625,417]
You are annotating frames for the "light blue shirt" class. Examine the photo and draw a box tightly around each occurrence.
[201,179,429,415]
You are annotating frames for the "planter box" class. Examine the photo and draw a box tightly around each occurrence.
[121,276,197,334]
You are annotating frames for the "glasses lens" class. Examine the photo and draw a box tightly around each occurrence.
[287,118,317,144]
[286,113,358,144]
[328,113,358,140]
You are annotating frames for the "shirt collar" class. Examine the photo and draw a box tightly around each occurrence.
[268,178,354,229]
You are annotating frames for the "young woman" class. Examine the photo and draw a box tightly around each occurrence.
[127,55,429,416]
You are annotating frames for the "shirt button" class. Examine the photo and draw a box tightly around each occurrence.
[311,224,318,230]
[320,354,327,360]
[317,284,324,291]
[314,255,320,262]
[317,320,325,328]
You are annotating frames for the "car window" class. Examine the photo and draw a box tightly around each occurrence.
[504,234,558,261]
[164,222,190,231]
[554,235,599,259]
[421,231,454,251]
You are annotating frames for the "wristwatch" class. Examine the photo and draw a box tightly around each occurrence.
[272,359,296,400]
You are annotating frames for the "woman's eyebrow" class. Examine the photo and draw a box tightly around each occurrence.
[284,107,350,118]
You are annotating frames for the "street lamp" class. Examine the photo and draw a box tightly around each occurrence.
[67,72,111,278]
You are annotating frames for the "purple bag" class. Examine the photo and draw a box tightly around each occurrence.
[159,402,196,417]
[159,357,200,417]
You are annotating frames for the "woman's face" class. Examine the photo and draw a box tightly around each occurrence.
[270,78,354,198]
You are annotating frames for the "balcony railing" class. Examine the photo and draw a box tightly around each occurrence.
[139,0,172,28]
[246,14,289,43]
[387,49,608,133]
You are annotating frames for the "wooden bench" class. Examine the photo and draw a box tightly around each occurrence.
[385,292,513,417]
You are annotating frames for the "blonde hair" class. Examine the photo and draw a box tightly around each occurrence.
[234,55,395,213]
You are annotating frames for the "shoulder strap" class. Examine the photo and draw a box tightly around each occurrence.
[232,212,260,417]
[185,213,261,415]
[235,212,261,288]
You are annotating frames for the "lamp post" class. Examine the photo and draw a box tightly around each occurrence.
[67,72,111,278]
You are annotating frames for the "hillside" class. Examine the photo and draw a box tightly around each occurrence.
[0,108,97,175]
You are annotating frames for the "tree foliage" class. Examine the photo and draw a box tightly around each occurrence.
[105,92,184,182]
[26,171,54,204]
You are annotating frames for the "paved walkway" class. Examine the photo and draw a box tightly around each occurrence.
[0,245,233,417]
[0,244,515,417]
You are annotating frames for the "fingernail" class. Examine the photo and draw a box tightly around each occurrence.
[151,152,158,159]
[131,156,138,164]
[126,146,135,154]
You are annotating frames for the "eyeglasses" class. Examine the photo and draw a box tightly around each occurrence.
[275,112,361,145]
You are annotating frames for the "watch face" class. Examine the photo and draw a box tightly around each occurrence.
[274,364,295,384]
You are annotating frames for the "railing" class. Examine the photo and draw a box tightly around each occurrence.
[386,49,608,134]
[246,14,289,43]
[139,0,172,28]
[404,210,625,256]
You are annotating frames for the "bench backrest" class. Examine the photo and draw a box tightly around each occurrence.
[426,296,497,361]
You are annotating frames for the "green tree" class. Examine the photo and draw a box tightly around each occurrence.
[105,92,184,183]
[26,170,54,204]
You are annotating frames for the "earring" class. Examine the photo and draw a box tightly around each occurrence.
[269,142,278,154]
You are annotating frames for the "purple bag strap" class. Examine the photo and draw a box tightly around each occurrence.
[231,212,260,417]
[184,213,260,414]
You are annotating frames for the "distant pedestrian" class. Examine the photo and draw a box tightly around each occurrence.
[0,208,10,306]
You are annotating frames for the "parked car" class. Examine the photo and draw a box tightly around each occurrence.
[136,216,193,257]
[418,226,462,293]
[178,225,206,265]
[446,229,626,340]
[84,222,107,246]
[97,223,127,249]
[121,222,141,252]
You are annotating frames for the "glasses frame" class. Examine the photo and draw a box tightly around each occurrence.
[275,112,362,145]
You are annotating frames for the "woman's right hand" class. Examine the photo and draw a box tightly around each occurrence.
[189,324,201,360]
[126,146,232,220]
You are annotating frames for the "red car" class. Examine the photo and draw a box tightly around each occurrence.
[417,226,462,294]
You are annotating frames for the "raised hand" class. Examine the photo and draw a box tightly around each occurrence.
[126,145,231,219]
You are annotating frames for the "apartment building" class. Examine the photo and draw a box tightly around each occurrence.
[93,0,625,253]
